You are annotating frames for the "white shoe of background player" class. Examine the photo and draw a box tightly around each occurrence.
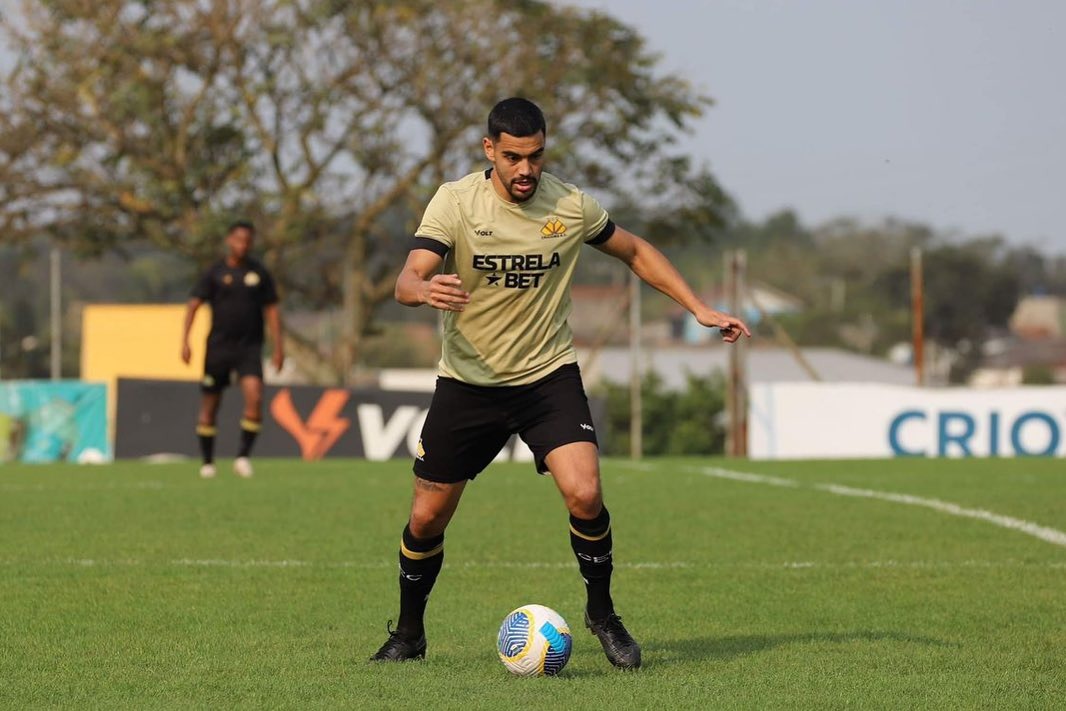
[199,463,217,479]
[233,457,254,478]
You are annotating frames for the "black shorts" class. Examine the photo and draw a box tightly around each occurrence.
[201,344,263,393]
[413,363,598,482]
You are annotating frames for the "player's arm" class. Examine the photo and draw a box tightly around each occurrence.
[264,303,284,372]
[180,298,203,364]
[395,247,470,312]
[595,227,751,343]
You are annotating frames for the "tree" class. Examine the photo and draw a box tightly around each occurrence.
[0,0,711,382]
[600,370,726,456]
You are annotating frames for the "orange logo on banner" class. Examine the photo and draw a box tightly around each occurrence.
[270,388,351,460]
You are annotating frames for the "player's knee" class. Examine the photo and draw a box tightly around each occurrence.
[408,508,450,539]
[565,487,603,520]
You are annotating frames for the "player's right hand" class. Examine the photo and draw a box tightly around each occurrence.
[181,343,192,364]
[422,274,470,312]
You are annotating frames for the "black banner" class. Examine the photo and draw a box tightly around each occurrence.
[115,378,605,461]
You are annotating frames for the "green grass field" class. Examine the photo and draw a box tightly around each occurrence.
[2,457,1064,709]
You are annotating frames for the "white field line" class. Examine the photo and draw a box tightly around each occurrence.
[693,465,1066,549]
[699,466,800,488]
[0,558,1062,570]
[0,481,166,492]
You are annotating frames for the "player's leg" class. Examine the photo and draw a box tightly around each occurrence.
[233,349,265,477]
[545,442,640,669]
[543,441,613,613]
[519,364,641,669]
[372,477,467,662]
[403,479,466,629]
[372,377,509,662]
[197,349,228,478]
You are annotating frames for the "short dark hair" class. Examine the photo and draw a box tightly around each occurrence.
[227,220,255,235]
[487,98,546,140]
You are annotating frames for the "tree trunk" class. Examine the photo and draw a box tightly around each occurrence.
[339,236,367,386]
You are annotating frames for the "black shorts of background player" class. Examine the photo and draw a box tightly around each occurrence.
[180,221,284,479]
[370,98,751,670]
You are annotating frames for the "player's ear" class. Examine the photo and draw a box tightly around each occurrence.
[483,137,494,162]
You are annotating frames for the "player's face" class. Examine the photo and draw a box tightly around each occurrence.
[226,227,254,261]
[483,131,545,203]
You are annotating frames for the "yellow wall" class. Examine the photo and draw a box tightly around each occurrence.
[82,304,212,432]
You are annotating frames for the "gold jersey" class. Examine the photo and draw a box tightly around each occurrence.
[414,169,614,386]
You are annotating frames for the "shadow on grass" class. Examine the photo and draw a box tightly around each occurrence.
[651,630,957,664]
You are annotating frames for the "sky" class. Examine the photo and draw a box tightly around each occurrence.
[3,2,1062,252]
[564,0,1066,253]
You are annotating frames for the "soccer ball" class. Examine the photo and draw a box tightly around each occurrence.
[497,604,572,676]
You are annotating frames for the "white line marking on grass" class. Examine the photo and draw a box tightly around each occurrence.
[699,466,801,488]
[172,558,312,568]
[694,465,1066,550]
[2,558,1062,570]
[815,482,1066,548]
[0,481,165,492]
[167,559,691,570]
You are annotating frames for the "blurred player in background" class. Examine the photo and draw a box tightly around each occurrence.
[371,98,750,669]
[181,221,284,479]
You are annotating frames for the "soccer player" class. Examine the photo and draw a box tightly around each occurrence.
[371,98,750,669]
[181,221,284,479]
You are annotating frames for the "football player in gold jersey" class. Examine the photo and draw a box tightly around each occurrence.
[372,98,749,668]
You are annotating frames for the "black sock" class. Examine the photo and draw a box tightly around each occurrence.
[238,418,260,458]
[570,506,615,621]
[196,424,216,464]
[396,524,444,638]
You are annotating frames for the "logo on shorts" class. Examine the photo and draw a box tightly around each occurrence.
[244,271,261,287]
[580,423,594,432]
[416,439,426,461]
[541,216,566,238]
[202,375,215,388]
[222,274,233,286]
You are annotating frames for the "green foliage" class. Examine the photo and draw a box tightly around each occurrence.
[653,204,1033,381]
[0,0,712,381]
[1022,364,1055,385]
[600,370,726,456]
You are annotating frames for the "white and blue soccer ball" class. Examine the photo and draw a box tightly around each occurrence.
[497,604,572,676]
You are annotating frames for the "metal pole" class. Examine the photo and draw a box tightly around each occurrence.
[910,247,925,386]
[50,245,61,380]
[629,270,642,459]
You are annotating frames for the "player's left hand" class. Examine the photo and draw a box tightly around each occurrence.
[696,309,751,344]
[272,350,285,373]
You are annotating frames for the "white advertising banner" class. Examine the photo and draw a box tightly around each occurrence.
[749,383,1066,459]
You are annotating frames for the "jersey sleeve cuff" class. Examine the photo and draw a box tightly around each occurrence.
[412,236,450,257]
[585,220,616,245]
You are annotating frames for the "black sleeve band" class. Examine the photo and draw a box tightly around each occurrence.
[411,236,450,257]
[585,220,616,246]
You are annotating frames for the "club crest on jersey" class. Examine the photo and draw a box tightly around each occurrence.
[244,271,261,287]
[222,274,234,285]
[541,217,566,238]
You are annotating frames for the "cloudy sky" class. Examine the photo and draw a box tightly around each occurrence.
[565,0,1065,252]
